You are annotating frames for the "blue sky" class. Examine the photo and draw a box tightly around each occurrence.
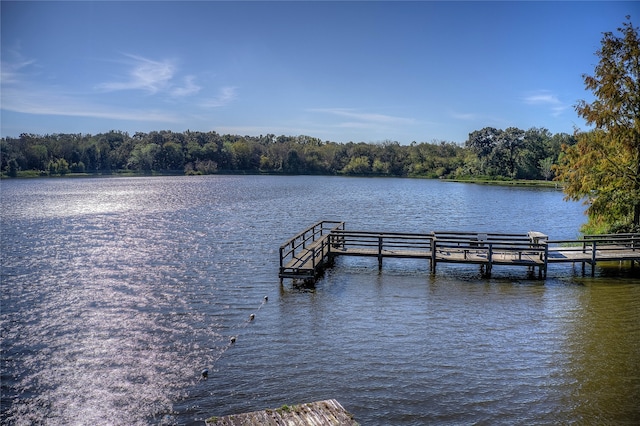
[1,1,635,144]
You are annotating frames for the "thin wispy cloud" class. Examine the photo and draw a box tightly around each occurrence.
[218,125,314,136]
[1,52,179,122]
[336,121,372,129]
[1,44,41,86]
[310,108,414,125]
[2,86,179,122]
[97,54,175,94]
[97,54,210,99]
[449,109,505,127]
[200,86,238,108]
[1,50,235,124]
[450,110,478,121]
[171,75,201,97]
[523,90,569,117]
[1,58,37,85]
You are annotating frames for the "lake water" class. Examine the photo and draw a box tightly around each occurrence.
[1,175,639,425]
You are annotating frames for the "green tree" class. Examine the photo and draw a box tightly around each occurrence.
[26,144,48,170]
[465,127,501,176]
[160,142,184,170]
[186,142,204,163]
[284,149,302,173]
[372,158,390,175]
[82,143,100,172]
[6,158,19,177]
[342,156,370,175]
[194,159,218,174]
[538,157,554,181]
[466,127,499,158]
[555,17,640,232]
[230,139,260,170]
[47,158,69,175]
[128,143,160,171]
[520,128,553,179]
[71,161,86,173]
[496,127,525,178]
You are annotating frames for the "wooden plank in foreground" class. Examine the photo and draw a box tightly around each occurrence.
[206,399,359,426]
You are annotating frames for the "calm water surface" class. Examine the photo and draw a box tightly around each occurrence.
[1,176,639,425]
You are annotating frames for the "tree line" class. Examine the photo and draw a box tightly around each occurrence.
[1,127,574,180]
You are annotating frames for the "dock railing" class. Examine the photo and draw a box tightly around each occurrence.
[547,234,640,256]
[431,232,548,275]
[583,233,639,250]
[279,222,640,281]
[328,230,433,268]
[547,233,640,275]
[279,221,345,278]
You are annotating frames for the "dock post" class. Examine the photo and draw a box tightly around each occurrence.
[430,237,437,273]
[279,247,283,270]
[378,235,383,270]
[542,242,548,279]
[311,247,316,272]
[591,240,597,276]
[486,243,493,277]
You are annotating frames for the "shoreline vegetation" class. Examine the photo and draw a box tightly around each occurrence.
[445,178,563,188]
[0,168,565,189]
[1,127,575,184]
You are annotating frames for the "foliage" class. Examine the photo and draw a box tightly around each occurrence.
[47,158,69,175]
[2,128,571,180]
[538,157,554,181]
[555,17,640,232]
[465,126,571,179]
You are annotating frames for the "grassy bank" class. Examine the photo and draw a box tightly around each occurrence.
[443,178,563,188]
[2,170,565,189]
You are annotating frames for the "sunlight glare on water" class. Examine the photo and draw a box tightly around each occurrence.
[1,176,638,425]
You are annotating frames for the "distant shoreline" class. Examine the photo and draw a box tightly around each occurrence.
[442,178,563,188]
[1,171,565,189]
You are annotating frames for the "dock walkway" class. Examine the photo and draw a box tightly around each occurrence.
[279,221,640,281]
[206,399,358,426]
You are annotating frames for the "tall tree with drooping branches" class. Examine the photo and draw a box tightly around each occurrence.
[555,16,640,232]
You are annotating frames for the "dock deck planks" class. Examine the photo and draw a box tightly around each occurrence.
[206,399,359,426]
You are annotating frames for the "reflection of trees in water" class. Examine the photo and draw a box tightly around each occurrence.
[564,282,640,424]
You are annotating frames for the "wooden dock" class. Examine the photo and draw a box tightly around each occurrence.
[279,221,640,281]
[206,399,358,425]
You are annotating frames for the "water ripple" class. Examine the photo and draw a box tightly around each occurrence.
[2,176,639,425]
